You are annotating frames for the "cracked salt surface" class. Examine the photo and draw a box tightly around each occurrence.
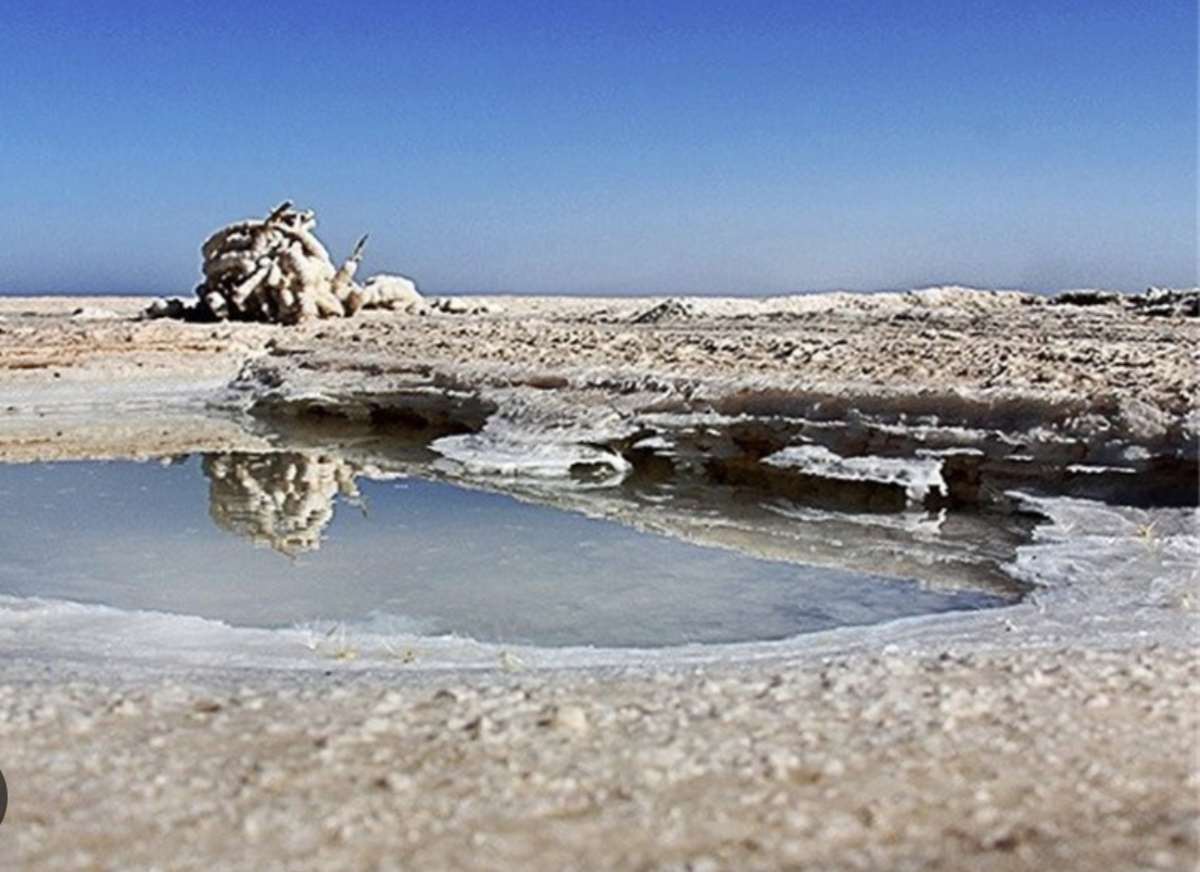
[0,457,1010,662]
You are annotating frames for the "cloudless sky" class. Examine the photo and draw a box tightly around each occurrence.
[0,0,1194,296]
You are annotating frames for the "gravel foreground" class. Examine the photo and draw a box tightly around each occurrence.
[2,649,1196,872]
[0,289,1196,870]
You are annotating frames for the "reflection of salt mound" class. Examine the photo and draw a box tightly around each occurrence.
[203,453,361,555]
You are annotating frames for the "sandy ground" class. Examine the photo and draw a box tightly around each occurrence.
[0,289,1196,871]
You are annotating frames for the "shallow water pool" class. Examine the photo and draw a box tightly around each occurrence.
[0,454,1009,648]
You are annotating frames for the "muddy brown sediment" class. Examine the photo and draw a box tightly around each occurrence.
[0,289,1196,871]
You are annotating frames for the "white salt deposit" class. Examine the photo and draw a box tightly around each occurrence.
[1009,494,1199,608]
[763,444,947,504]
[432,432,630,483]
[431,409,633,484]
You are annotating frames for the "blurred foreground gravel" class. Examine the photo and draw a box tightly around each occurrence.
[1,647,1196,871]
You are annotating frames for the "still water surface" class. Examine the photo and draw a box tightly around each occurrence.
[0,455,1006,648]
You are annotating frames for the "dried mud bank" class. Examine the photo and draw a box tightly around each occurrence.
[0,288,1197,871]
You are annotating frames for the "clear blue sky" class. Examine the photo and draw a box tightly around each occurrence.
[0,0,1194,296]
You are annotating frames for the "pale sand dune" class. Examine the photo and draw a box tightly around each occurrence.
[0,290,1195,870]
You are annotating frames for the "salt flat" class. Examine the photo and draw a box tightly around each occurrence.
[0,288,1195,870]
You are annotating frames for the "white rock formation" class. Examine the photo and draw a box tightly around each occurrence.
[351,274,424,314]
[182,202,422,324]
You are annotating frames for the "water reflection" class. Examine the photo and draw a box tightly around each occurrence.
[204,452,363,555]
[0,454,1016,645]
[192,446,1028,601]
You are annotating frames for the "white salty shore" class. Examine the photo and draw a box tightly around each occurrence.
[0,289,1196,871]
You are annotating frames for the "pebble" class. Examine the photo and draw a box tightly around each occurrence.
[550,704,590,734]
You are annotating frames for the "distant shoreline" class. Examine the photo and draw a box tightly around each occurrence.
[0,282,1182,300]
